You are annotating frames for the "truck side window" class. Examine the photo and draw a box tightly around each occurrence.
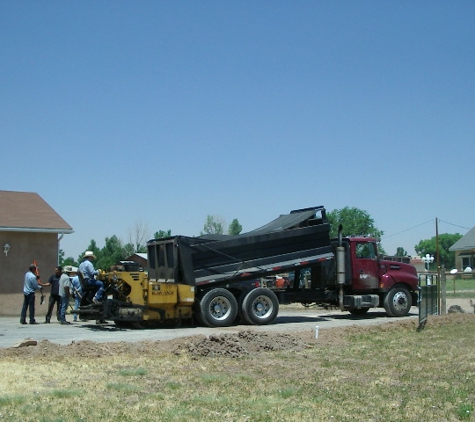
[356,243,376,259]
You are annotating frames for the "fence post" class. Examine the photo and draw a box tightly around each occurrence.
[418,274,439,331]
[440,267,446,314]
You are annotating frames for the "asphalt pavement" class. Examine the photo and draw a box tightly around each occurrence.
[0,306,420,349]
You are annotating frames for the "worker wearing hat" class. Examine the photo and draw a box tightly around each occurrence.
[78,251,104,304]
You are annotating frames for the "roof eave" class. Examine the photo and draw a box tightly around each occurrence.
[0,227,74,234]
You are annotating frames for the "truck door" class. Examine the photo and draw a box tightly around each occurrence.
[351,242,379,291]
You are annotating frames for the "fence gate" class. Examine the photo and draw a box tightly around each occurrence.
[418,273,438,331]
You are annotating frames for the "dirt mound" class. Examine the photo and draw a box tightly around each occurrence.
[174,330,309,358]
[0,331,311,360]
[0,339,166,359]
[1,313,473,361]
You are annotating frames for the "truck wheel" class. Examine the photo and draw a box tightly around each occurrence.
[198,288,238,328]
[349,307,370,316]
[383,286,412,317]
[241,288,279,325]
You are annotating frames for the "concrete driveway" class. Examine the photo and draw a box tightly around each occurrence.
[0,306,419,349]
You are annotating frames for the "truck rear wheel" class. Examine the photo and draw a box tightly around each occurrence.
[383,286,412,317]
[241,288,279,325]
[198,288,238,328]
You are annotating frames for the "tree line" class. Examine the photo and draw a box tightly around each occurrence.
[60,207,462,271]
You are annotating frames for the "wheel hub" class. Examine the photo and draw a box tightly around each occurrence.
[210,297,230,319]
[252,296,272,317]
[393,292,407,311]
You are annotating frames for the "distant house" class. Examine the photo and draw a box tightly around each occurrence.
[0,190,73,315]
[125,252,148,270]
[409,256,426,273]
[449,226,475,271]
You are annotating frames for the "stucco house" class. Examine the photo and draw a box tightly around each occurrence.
[0,190,73,316]
[449,226,475,271]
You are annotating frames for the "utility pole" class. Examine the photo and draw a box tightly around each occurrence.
[436,218,446,314]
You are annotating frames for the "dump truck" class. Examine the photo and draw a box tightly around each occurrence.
[75,206,419,327]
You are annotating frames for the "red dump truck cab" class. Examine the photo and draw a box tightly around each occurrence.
[345,237,419,316]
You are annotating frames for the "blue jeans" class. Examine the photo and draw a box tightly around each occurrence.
[87,278,104,300]
[60,296,69,322]
[20,293,35,323]
[46,294,61,321]
[73,292,82,321]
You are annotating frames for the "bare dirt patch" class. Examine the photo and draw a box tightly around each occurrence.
[2,313,473,361]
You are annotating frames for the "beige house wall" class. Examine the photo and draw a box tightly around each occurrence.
[0,232,59,316]
[454,250,475,271]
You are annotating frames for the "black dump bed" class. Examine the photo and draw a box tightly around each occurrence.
[147,206,333,286]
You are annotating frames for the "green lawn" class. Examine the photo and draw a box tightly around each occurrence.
[445,276,475,298]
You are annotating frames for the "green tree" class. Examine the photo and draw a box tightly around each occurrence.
[201,215,226,235]
[79,240,101,266]
[396,247,407,256]
[327,207,385,255]
[228,219,242,235]
[327,207,384,239]
[58,248,65,265]
[154,229,172,239]
[123,242,136,256]
[414,233,463,270]
[98,235,128,271]
[59,252,78,267]
[78,237,133,272]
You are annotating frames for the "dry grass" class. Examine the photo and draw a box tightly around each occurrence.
[0,314,474,421]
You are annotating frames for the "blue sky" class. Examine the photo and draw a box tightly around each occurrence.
[1,1,474,259]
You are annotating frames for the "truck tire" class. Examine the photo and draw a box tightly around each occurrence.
[198,288,238,328]
[241,288,279,325]
[383,286,412,317]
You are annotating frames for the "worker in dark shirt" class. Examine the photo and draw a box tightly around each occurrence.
[43,266,62,323]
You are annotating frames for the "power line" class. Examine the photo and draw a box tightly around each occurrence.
[382,218,470,241]
[382,219,434,240]
[438,219,470,231]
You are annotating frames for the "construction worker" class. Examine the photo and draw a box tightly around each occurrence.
[58,267,72,325]
[78,251,104,304]
[20,264,42,324]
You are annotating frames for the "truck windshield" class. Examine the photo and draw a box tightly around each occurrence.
[355,242,377,259]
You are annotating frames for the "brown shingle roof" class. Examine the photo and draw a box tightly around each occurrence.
[0,190,73,233]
